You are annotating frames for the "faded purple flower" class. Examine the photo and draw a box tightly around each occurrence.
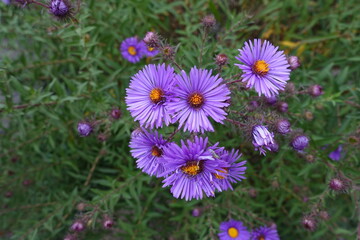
[169,67,230,133]
[235,39,291,97]
[328,145,342,161]
[120,37,146,63]
[126,64,176,128]
[302,216,317,231]
[251,226,280,240]
[143,31,160,48]
[215,54,228,66]
[252,125,275,155]
[219,219,251,240]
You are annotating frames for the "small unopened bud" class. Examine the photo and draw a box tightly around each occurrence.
[71,221,85,232]
[329,177,348,192]
[269,142,279,152]
[248,100,259,111]
[305,154,315,163]
[215,54,228,67]
[110,108,122,119]
[103,216,114,229]
[202,15,216,28]
[248,188,257,198]
[77,122,92,137]
[143,31,160,48]
[285,82,296,94]
[49,0,72,20]
[271,180,280,189]
[319,211,330,221]
[277,102,288,113]
[266,96,277,105]
[5,191,13,198]
[291,135,309,151]
[287,56,300,70]
[76,202,86,211]
[308,85,324,97]
[8,170,14,176]
[192,208,201,217]
[161,45,175,60]
[22,179,32,186]
[64,234,77,240]
[276,119,291,134]
[97,133,108,142]
[302,216,317,231]
[304,111,313,121]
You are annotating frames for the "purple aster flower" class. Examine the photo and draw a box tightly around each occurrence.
[235,39,291,97]
[213,149,247,191]
[219,219,251,240]
[129,128,168,177]
[143,43,160,57]
[328,145,342,161]
[161,137,228,201]
[120,37,146,63]
[125,64,176,128]
[251,226,280,240]
[2,0,11,5]
[169,67,230,133]
[252,125,275,155]
[291,135,309,151]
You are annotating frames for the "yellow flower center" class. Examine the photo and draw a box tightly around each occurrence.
[149,88,163,104]
[258,236,265,240]
[228,227,239,238]
[151,146,162,157]
[148,47,154,52]
[214,168,229,179]
[181,160,203,176]
[188,93,204,108]
[128,46,137,56]
[252,60,269,76]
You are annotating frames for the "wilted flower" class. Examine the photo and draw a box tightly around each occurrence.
[143,31,160,48]
[328,145,342,161]
[291,135,309,151]
[319,211,330,221]
[276,119,291,134]
[202,14,216,28]
[328,177,349,192]
[120,37,146,63]
[126,64,176,128]
[308,85,324,97]
[301,216,317,231]
[215,54,228,66]
[251,225,280,240]
[77,122,92,137]
[169,67,230,133]
[287,56,300,70]
[161,45,175,60]
[235,39,291,97]
[252,125,275,155]
[218,219,251,240]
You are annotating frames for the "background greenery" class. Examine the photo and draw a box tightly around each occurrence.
[1,0,359,239]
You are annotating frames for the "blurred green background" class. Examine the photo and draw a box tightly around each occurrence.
[0,0,359,239]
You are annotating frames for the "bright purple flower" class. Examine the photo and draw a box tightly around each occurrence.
[143,43,160,57]
[235,39,291,97]
[169,67,230,133]
[213,149,247,191]
[251,226,280,240]
[130,128,168,177]
[291,135,309,151]
[161,137,228,201]
[219,220,251,240]
[328,145,342,161]
[126,64,176,128]
[252,125,275,155]
[120,37,146,63]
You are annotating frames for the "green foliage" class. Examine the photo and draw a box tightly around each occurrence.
[0,0,359,239]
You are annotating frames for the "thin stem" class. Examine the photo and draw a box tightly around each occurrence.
[0,101,58,113]
[172,60,182,71]
[226,79,243,85]
[30,0,49,9]
[225,118,246,127]
[84,149,106,186]
[166,128,180,142]
[199,29,208,67]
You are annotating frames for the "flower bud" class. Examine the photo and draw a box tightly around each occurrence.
[266,96,277,105]
[248,100,259,112]
[269,142,279,152]
[71,221,85,232]
[110,108,122,119]
[304,111,313,121]
[103,215,114,229]
[287,56,300,70]
[248,188,257,198]
[305,154,315,163]
[329,177,348,192]
[22,179,32,186]
[276,119,291,134]
[291,135,309,151]
[5,191,13,198]
[202,15,216,28]
[77,122,92,137]
[285,82,296,94]
[308,85,324,97]
[161,45,175,60]
[97,133,108,142]
[301,216,316,231]
[192,208,201,217]
[215,54,228,67]
[49,0,72,20]
[277,102,288,113]
[143,31,160,48]
[76,202,86,211]
[319,211,330,221]
[64,234,77,240]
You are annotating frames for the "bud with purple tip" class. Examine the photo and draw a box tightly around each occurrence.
[301,215,317,231]
[215,54,228,67]
[308,85,324,97]
[252,125,275,155]
[287,56,300,70]
[276,119,291,134]
[192,208,201,217]
[71,220,85,232]
[248,100,259,111]
[277,101,288,113]
[64,234,77,240]
[269,142,279,152]
[103,215,114,229]
[77,122,92,137]
[291,135,309,151]
[49,0,72,20]
[110,108,122,120]
[266,96,277,105]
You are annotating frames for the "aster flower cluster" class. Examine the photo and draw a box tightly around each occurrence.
[218,220,280,240]
[120,35,159,63]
